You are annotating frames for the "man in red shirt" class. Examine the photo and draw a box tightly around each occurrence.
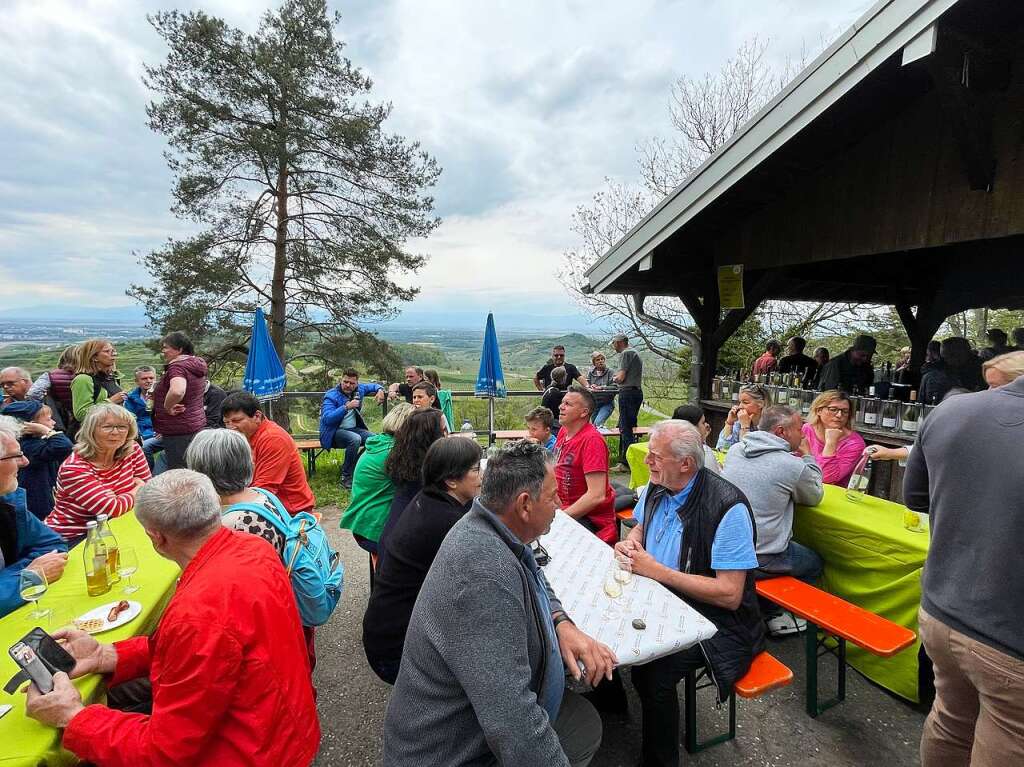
[751,340,782,378]
[554,387,617,544]
[25,470,320,767]
[221,391,316,514]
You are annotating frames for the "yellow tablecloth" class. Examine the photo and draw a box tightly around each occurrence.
[626,441,929,703]
[0,512,180,767]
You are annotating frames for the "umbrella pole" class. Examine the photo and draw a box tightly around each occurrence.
[488,397,495,446]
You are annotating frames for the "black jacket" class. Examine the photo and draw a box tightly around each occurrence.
[642,469,765,699]
[817,350,873,393]
[364,487,472,664]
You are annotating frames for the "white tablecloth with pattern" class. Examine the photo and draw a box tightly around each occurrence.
[538,510,717,667]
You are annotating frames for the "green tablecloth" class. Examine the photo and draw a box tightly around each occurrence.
[626,442,928,703]
[1,512,180,766]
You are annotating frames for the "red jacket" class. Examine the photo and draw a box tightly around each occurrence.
[250,418,316,514]
[64,528,320,767]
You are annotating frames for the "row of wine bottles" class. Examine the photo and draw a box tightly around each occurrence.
[712,377,930,436]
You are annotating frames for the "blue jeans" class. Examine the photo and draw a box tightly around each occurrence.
[332,427,372,481]
[591,402,614,427]
[616,387,643,462]
[756,540,823,584]
[142,435,163,471]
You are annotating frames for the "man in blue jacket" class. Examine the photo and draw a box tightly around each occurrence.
[319,369,386,488]
[0,416,68,618]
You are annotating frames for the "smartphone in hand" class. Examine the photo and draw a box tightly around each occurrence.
[9,642,54,694]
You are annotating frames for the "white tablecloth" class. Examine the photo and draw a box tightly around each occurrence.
[538,510,717,667]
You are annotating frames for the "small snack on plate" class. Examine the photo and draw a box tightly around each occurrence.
[107,600,130,622]
[74,618,105,633]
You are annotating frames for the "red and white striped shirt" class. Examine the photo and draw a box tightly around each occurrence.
[47,444,151,540]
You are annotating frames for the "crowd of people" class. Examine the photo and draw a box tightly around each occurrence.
[4,323,1023,767]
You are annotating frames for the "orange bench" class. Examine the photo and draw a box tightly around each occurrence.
[684,650,792,753]
[756,576,916,717]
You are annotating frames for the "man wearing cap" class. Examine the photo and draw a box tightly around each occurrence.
[817,335,876,393]
[611,333,643,467]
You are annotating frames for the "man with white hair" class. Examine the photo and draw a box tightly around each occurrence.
[25,469,320,767]
[1,367,32,406]
[0,415,68,617]
[616,419,763,767]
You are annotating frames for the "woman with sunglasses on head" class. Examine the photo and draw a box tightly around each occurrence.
[716,384,767,450]
[363,437,482,684]
[802,390,865,487]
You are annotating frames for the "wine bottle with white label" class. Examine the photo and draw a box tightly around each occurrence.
[881,399,899,429]
[863,387,880,426]
[901,391,921,433]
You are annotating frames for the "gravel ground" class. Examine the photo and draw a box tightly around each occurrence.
[312,502,926,767]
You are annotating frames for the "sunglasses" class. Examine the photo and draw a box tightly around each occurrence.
[532,542,551,567]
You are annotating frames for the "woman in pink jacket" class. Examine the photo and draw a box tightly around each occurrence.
[802,390,865,487]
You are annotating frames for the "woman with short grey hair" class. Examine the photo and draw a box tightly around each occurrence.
[185,429,286,555]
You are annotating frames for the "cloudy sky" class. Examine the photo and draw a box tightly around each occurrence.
[1,0,869,321]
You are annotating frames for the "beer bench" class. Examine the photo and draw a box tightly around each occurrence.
[294,438,324,476]
[756,576,916,717]
[684,651,793,753]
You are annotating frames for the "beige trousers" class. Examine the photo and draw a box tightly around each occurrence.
[919,607,1024,766]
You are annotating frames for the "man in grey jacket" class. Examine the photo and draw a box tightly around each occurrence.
[904,375,1024,766]
[723,405,825,582]
[382,440,615,767]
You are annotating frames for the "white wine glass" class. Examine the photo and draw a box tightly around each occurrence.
[118,547,140,594]
[19,568,50,620]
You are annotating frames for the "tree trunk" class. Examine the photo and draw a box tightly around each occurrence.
[272,157,289,363]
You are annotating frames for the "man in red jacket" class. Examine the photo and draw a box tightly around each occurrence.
[221,390,316,514]
[25,470,320,767]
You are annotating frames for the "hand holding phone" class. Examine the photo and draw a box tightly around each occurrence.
[10,642,54,694]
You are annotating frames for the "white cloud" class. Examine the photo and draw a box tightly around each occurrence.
[0,0,873,317]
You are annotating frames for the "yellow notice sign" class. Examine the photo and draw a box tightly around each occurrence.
[718,265,744,310]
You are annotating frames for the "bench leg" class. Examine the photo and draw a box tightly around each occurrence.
[684,669,736,753]
[805,621,847,718]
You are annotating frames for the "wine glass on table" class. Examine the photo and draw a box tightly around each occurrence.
[118,547,140,594]
[19,568,50,620]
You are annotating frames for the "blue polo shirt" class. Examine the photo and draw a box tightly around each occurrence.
[633,477,757,571]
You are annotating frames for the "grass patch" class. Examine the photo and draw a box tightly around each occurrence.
[307,450,352,510]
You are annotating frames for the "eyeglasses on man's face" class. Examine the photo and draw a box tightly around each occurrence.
[0,452,26,461]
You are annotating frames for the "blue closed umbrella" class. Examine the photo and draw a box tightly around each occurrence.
[475,313,506,443]
[243,307,287,401]
[475,312,507,399]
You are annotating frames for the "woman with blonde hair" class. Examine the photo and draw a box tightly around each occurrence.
[340,402,416,555]
[70,338,127,426]
[982,350,1024,389]
[716,383,768,450]
[47,403,150,542]
[802,390,865,486]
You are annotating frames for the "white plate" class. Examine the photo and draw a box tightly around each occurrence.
[74,600,142,634]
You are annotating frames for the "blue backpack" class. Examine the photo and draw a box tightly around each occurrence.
[223,488,344,626]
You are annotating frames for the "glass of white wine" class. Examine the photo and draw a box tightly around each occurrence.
[118,547,140,594]
[19,568,49,620]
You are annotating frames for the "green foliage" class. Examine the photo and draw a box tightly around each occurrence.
[131,0,441,375]
[0,342,162,380]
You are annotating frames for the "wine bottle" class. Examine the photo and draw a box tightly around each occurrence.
[83,521,111,597]
[901,391,921,434]
[881,399,899,429]
[863,387,880,426]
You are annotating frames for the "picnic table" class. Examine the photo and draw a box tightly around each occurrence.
[0,512,180,767]
[537,510,717,666]
[626,441,929,703]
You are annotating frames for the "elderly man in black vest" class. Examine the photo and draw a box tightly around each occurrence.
[616,419,764,767]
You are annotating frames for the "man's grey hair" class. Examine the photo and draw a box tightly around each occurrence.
[1,366,30,382]
[135,469,222,537]
[650,419,705,469]
[185,429,253,495]
[0,415,22,450]
[480,440,554,513]
[134,365,156,377]
[759,405,799,434]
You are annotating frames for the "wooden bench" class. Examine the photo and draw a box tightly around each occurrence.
[684,651,793,753]
[756,576,916,717]
[294,438,325,476]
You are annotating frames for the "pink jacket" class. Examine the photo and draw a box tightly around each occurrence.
[802,423,866,487]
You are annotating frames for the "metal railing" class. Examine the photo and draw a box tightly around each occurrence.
[266,389,548,442]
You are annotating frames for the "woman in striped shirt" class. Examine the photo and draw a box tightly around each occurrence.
[47,403,151,542]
